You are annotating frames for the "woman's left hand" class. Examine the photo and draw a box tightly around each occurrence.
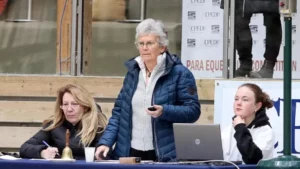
[146,105,163,118]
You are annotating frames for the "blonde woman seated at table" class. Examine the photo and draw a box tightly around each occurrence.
[19,84,107,160]
[222,83,275,164]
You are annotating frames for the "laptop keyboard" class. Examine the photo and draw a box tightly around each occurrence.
[207,161,242,166]
[177,161,242,166]
[141,160,242,166]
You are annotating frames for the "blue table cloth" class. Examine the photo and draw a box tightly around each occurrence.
[0,159,257,169]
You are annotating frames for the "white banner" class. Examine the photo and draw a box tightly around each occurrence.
[181,0,300,79]
[214,80,300,157]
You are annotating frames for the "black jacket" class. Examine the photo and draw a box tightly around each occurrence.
[233,108,272,164]
[19,121,103,160]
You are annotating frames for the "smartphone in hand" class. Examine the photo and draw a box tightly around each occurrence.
[148,106,157,111]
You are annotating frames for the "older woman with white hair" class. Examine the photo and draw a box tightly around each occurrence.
[95,18,201,162]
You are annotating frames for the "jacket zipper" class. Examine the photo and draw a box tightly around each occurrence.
[150,54,176,160]
[151,60,175,160]
[153,119,160,158]
[151,90,160,158]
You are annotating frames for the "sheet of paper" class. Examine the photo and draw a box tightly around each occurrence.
[0,155,21,160]
[30,158,76,162]
[30,159,48,161]
[48,159,76,162]
[95,160,119,164]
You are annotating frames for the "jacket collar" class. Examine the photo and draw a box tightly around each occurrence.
[247,108,271,128]
[63,120,81,129]
[124,51,181,75]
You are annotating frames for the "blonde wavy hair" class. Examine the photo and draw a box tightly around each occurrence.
[43,84,107,146]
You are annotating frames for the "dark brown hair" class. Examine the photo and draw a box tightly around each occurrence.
[239,83,273,109]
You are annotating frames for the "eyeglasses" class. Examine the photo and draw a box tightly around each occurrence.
[60,102,80,110]
[135,41,158,48]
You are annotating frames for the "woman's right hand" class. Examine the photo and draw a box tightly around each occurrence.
[40,147,59,159]
[95,145,110,160]
[232,115,245,127]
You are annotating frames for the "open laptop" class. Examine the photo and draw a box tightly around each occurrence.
[173,123,224,161]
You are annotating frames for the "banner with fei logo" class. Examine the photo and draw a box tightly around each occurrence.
[181,0,300,79]
[214,80,300,157]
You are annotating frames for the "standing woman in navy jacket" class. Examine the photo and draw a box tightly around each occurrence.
[95,18,201,162]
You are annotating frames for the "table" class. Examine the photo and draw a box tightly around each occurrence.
[0,159,256,169]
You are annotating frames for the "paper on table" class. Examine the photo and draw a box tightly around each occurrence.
[30,159,48,161]
[0,155,21,160]
[48,159,76,162]
[95,160,119,164]
[30,158,76,162]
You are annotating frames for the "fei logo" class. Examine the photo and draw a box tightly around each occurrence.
[273,98,300,154]
[292,25,296,34]
[211,25,220,34]
[212,0,221,6]
[188,11,196,20]
[187,39,196,47]
[249,25,258,34]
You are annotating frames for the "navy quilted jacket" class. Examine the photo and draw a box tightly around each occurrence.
[98,52,201,161]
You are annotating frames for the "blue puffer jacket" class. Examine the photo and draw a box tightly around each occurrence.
[98,52,201,161]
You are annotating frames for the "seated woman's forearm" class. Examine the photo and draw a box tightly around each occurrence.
[234,124,263,164]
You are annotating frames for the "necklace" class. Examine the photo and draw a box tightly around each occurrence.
[147,70,151,77]
[146,68,152,77]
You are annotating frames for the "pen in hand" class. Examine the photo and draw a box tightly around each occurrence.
[42,140,60,156]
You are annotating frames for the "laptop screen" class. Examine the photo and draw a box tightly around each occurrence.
[173,123,224,161]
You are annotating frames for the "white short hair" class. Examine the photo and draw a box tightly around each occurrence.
[135,18,169,47]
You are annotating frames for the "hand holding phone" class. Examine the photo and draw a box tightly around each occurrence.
[146,105,163,118]
[148,106,157,111]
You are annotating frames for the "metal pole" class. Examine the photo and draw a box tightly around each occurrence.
[283,16,292,156]
[77,0,83,76]
[140,0,146,20]
[118,0,147,23]
[6,0,36,22]
[257,1,300,168]
[228,0,236,78]
[27,0,32,20]
[70,0,77,76]
[222,0,230,78]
